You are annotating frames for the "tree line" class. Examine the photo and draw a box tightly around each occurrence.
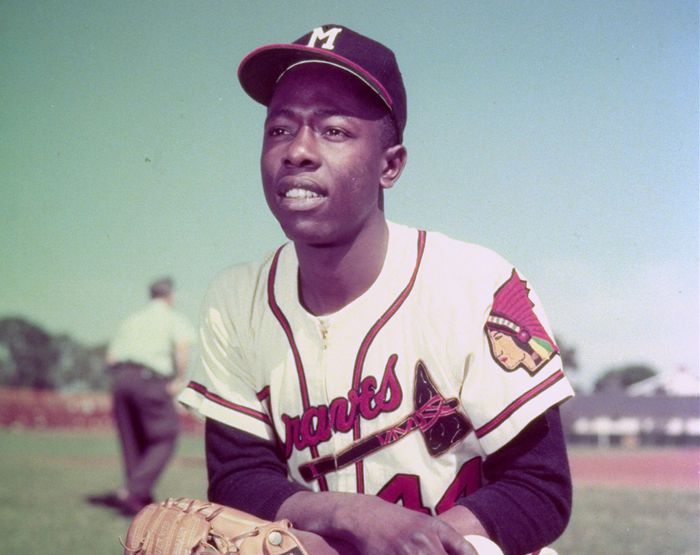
[0,318,108,391]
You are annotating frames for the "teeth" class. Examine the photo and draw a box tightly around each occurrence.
[284,188,321,199]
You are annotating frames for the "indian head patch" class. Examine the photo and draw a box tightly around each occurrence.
[485,270,558,375]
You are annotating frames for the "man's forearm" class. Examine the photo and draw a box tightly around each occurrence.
[204,411,569,555]
[458,407,572,555]
[276,490,358,549]
[205,418,308,520]
[277,489,476,555]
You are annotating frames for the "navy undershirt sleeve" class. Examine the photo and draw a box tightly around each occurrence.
[457,406,573,555]
[205,418,310,521]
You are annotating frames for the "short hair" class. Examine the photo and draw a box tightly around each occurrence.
[377,112,401,212]
[378,112,400,149]
[149,277,174,299]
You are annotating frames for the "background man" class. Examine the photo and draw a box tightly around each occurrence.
[180,25,574,554]
[90,277,195,516]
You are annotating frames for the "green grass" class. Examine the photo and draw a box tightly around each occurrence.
[0,429,208,554]
[552,486,699,554]
[1,429,698,554]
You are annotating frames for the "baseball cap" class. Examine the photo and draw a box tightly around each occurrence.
[238,24,407,141]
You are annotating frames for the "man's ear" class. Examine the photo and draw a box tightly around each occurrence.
[379,145,408,189]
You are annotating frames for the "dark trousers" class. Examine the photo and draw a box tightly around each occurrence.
[111,363,179,501]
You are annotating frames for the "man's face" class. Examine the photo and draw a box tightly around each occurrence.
[260,63,392,247]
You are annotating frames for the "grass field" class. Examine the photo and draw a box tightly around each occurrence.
[1,429,698,554]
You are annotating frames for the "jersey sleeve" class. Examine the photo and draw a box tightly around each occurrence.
[178,269,275,441]
[461,265,574,455]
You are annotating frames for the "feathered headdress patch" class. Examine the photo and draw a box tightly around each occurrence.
[485,269,558,374]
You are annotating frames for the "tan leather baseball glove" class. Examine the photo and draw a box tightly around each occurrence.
[122,497,310,555]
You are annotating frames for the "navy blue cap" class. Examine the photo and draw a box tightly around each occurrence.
[238,24,407,141]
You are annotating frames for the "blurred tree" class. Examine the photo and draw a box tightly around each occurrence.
[0,318,58,388]
[594,364,657,393]
[52,335,109,391]
[0,318,107,390]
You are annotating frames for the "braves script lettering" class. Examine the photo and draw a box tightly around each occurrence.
[282,354,402,458]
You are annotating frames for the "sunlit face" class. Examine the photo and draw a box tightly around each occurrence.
[260,63,391,247]
[486,329,540,373]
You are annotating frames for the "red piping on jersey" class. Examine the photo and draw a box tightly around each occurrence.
[475,369,566,438]
[351,229,427,493]
[187,381,272,425]
[257,384,286,458]
[257,385,277,436]
[267,246,329,492]
[268,248,311,410]
[257,385,270,401]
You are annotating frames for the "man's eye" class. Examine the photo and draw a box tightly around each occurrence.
[324,127,347,138]
[268,127,288,137]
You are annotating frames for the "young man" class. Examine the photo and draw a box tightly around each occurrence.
[179,25,574,555]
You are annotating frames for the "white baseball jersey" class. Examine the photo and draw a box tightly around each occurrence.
[179,221,574,514]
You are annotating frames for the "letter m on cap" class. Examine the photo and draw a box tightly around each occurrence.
[307,26,342,50]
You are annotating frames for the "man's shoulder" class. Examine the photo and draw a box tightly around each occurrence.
[422,226,510,271]
[386,222,514,298]
[205,245,286,302]
[390,221,504,259]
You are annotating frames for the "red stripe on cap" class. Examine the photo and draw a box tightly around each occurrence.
[237,43,394,108]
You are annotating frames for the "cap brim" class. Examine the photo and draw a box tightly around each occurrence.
[237,44,394,109]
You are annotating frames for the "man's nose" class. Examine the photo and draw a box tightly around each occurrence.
[284,126,319,168]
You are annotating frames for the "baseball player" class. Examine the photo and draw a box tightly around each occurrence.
[179,24,574,555]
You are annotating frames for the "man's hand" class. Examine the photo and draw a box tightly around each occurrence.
[278,492,476,555]
[291,530,360,555]
[335,495,476,555]
[438,504,490,538]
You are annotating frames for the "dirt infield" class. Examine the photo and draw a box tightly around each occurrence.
[569,447,700,489]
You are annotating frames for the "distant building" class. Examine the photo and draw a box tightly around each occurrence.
[627,366,700,397]
[562,367,700,446]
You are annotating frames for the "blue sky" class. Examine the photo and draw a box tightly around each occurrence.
[1,1,697,390]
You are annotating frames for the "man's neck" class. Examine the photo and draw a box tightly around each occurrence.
[295,219,389,316]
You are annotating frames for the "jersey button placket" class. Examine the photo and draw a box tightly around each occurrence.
[318,318,329,350]
[317,316,345,490]
[316,317,334,441]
